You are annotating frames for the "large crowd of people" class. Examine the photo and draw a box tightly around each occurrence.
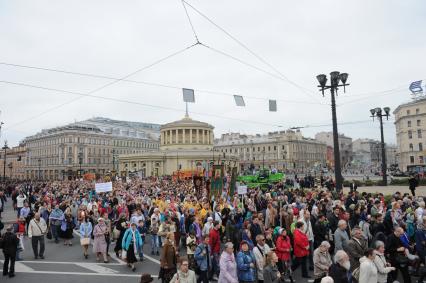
[0,176,425,283]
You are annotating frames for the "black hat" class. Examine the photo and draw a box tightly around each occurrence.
[139,273,154,283]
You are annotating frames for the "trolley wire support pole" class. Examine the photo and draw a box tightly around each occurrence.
[370,107,391,186]
[2,141,8,185]
[316,72,350,192]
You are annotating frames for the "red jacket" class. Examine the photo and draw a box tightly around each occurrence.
[275,235,291,261]
[209,228,220,254]
[293,229,309,258]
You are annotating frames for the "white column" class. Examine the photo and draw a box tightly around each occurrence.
[183,129,186,144]
[190,129,193,144]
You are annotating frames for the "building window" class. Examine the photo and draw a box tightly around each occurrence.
[409,143,413,151]
[416,108,420,114]
[410,156,414,164]
[419,143,423,151]
[420,156,424,164]
[407,110,411,115]
[418,129,422,138]
[258,147,260,152]
[408,130,412,139]
[68,157,72,164]
[417,120,421,126]
[274,146,277,151]
[408,121,412,127]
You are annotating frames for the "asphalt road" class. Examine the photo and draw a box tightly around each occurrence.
[0,229,315,283]
[1,197,422,283]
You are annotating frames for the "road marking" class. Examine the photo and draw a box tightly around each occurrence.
[15,262,35,272]
[75,263,119,274]
[0,269,156,277]
[16,260,122,265]
[143,254,161,265]
[74,228,160,265]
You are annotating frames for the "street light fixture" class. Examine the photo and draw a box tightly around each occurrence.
[78,152,83,178]
[370,106,390,186]
[316,71,350,192]
[2,141,9,184]
[37,158,41,180]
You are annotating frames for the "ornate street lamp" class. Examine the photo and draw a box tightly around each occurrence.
[370,107,390,185]
[316,71,350,191]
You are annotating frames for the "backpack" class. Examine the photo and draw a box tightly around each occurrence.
[352,266,360,281]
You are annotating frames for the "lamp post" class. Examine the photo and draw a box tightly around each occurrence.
[37,158,41,180]
[370,107,391,185]
[262,149,265,169]
[78,152,83,178]
[112,149,116,176]
[316,71,350,192]
[2,141,9,184]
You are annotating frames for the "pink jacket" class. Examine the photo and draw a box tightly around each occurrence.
[218,251,238,283]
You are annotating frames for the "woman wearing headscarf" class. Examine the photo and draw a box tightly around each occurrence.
[122,222,142,271]
[49,204,64,243]
[114,213,127,258]
[159,232,178,283]
[218,242,238,283]
[79,216,92,259]
[60,207,75,246]
[93,217,109,263]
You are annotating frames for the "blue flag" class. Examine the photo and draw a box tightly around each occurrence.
[409,80,423,94]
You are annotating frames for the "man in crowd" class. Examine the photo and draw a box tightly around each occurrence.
[344,226,368,273]
[28,212,47,259]
[1,225,19,277]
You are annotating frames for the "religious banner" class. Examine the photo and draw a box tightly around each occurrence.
[95,182,113,193]
[229,167,238,197]
[193,175,203,199]
[210,165,224,199]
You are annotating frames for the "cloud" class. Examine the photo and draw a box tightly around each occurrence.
[0,0,425,146]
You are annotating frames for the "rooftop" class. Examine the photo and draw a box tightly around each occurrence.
[161,116,214,130]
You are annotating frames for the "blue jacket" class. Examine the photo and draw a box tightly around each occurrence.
[194,243,212,271]
[415,229,426,258]
[79,222,93,238]
[236,251,256,282]
[122,228,142,250]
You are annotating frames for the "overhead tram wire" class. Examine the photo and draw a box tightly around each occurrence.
[181,0,321,103]
[199,43,329,105]
[0,62,327,106]
[0,80,286,129]
[338,88,407,106]
[0,79,394,134]
[180,0,200,43]
[0,61,412,107]
[1,43,200,130]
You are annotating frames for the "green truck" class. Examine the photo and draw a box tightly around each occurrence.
[237,169,285,188]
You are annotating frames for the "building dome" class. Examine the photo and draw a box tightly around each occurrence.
[160,116,214,150]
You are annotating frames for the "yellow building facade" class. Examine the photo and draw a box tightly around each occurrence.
[119,116,237,177]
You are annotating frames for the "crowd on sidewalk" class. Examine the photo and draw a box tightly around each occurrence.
[0,177,425,283]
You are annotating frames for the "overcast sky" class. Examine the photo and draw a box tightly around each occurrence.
[1,0,425,147]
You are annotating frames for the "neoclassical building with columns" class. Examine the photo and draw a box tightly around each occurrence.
[119,115,237,177]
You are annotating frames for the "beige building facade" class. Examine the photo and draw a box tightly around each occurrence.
[214,130,327,173]
[315,132,353,168]
[23,117,160,180]
[119,115,237,177]
[393,97,426,173]
[0,144,27,180]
